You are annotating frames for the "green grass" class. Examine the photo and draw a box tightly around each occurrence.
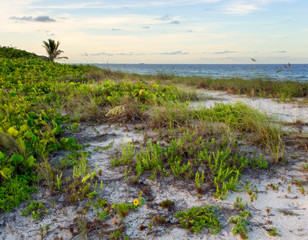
[168,75,308,101]
[194,102,285,162]
[145,100,285,162]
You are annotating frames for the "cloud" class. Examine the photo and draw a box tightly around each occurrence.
[276,50,287,53]
[213,50,239,54]
[223,0,294,15]
[31,1,222,10]
[44,30,55,36]
[90,52,134,56]
[111,28,121,31]
[118,52,134,56]
[142,26,150,29]
[90,51,189,56]
[157,14,180,24]
[10,15,56,22]
[158,15,172,21]
[34,16,56,22]
[159,51,189,55]
[90,52,114,56]
[225,4,258,15]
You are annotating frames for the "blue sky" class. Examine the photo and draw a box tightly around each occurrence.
[1,0,308,63]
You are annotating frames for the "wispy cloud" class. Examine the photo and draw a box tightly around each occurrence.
[90,51,189,56]
[225,3,258,15]
[213,50,239,54]
[111,28,121,31]
[31,0,223,10]
[158,15,172,21]
[159,51,189,55]
[223,0,294,15]
[170,20,180,24]
[157,15,180,25]
[275,50,287,53]
[90,52,134,56]
[118,52,134,56]
[10,16,56,22]
[90,52,114,56]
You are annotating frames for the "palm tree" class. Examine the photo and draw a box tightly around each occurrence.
[42,39,68,62]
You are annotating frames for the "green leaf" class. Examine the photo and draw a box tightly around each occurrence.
[0,151,4,160]
[11,154,24,165]
[0,167,12,179]
[26,156,35,167]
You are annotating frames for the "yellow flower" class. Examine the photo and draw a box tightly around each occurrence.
[134,199,139,206]
[8,127,18,137]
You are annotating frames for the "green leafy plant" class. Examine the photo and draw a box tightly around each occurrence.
[175,205,222,234]
[228,210,251,239]
[112,202,135,218]
[234,197,247,209]
[22,201,48,220]
[249,154,268,169]
[110,230,122,240]
[266,226,281,236]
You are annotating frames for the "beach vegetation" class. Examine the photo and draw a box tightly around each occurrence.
[21,201,49,220]
[113,131,258,199]
[228,209,251,239]
[168,76,308,100]
[0,46,41,59]
[159,199,175,209]
[1,46,307,239]
[175,205,222,234]
[266,226,281,236]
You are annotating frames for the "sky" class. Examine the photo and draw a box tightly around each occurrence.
[1,0,308,63]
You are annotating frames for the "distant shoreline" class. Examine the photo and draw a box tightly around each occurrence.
[83,63,308,82]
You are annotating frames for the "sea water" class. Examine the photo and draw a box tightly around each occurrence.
[94,64,308,82]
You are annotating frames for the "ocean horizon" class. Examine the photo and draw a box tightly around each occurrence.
[91,63,308,82]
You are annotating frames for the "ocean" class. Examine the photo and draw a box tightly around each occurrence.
[94,64,308,82]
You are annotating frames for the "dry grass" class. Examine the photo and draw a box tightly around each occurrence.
[0,132,22,155]
[106,97,145,123]
[148,101,192,129]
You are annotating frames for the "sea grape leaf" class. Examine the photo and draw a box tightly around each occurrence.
[11,154,24,165]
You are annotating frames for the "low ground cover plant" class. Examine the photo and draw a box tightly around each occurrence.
[0,53,107,211]
[0,49,198,212]
[175,205,222,234]
[113,131,268,199]
[21,201,49,220]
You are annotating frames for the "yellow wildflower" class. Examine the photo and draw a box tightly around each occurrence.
[134,199,139,206]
